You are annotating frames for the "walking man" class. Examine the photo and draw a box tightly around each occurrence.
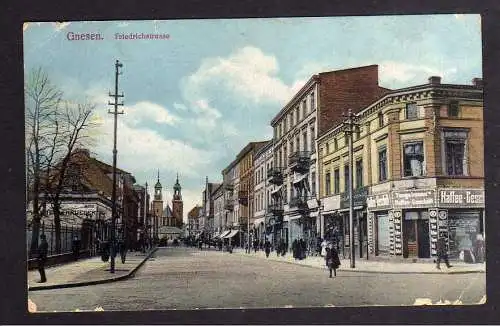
[436,236,452,270]
[264,239,271,258]
[37,234,48,283]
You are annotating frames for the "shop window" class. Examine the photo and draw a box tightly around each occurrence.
[406,103,419,120]
[378,112,384,128]
[444,130,468,176]
[334,168,340,194]
[448,100,460,118]
[355,159,363,188]
[325,172,331,196]
[344,164,350,192]
[403,141,424,177]
[378,147,387,182]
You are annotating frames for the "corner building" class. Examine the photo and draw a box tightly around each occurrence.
[318,76,484,261]
[269,65,388,252]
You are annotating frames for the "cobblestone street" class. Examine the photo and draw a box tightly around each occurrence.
[28,247,486,312]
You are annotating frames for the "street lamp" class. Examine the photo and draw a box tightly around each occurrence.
[342,108,359,269]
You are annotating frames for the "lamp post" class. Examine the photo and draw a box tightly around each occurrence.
[108,59,124,274]
[343,108,359,269]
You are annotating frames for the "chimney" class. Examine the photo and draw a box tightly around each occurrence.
[472,78,483,87]
[428,76,441,85]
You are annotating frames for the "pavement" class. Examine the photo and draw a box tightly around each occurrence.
[28,247,158,291]
[232,248,486,274]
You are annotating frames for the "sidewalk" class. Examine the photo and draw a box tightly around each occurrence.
[28,248,157,291]
[232,249,486,274]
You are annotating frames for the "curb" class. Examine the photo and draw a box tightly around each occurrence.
[233,251,485,275]
[28,247,159,292]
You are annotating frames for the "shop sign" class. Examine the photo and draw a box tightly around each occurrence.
[438,189,485,207]
[340,187,368,209]
[392,190,436,209]
[367,193,391,210]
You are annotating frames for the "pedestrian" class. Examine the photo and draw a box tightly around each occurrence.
[264,239,271,258]
[300,238,306,260]
[37,234,48,283]
[321,238,328,257]
[72,235,80,261]
[292,239,298,259]
[436,236,452,269]
[325,246,341,278]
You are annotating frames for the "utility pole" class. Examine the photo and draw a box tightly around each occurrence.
[108,60,124,274]
[343,108,359,269]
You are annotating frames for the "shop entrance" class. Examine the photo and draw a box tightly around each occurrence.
[403,211,430,258]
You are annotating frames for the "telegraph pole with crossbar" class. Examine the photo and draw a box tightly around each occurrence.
[342,108,360,268]
[108,60,124,274]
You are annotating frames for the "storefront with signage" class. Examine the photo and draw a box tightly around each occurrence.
[367,193,391,256]
[437,188,485,261]
[338,187,368,259]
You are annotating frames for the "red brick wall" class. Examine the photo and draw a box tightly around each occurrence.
[318,65,387,138]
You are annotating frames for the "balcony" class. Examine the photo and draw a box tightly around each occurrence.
[267,202,284,215]
[289,195,311,211]
[267,167,284,185]
[223,182,234,191]
[238,190,248,206]
[224,198,234,211]
[288,151,311,173]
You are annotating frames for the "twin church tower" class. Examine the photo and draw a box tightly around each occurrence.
[152,171,184,228]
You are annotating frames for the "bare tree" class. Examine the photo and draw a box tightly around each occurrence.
[44,101,97,253]
[25,67,63,255]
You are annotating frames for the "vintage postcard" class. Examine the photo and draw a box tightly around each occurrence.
[24,15,485,313]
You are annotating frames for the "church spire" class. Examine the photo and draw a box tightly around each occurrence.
[154,169,162,200]
[173,172,182,200]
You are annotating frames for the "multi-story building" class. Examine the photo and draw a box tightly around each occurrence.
[201,177,221,239]
[212,184,224,235]
[317,76,484,261]
[222,161,238,231]
[252,140,272,242]
[269,65,388,251]
[187,205,202,237]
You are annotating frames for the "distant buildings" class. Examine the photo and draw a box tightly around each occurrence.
[151,172,184,240]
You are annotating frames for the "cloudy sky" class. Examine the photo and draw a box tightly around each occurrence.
[23,15,482,222]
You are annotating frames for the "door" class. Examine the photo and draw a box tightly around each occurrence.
[417,219,430,258]
[403,220,418,258]
[376,214,390,255]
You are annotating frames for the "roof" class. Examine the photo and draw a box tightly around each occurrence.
[163,205,173,217]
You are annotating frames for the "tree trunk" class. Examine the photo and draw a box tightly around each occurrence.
[29,216,41,257]
[53,201,61,254]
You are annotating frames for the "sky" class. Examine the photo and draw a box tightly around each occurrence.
[23,15,482,222]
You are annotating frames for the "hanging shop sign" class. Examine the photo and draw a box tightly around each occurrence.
[367,193,391,210]
[438,189,485,208]
[392,190,436,209]
[340,187,368,209]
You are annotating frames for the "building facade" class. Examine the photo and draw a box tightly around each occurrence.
[317,76,484,261]
[269,65,387,251]
[252,140,272,242]
[212,184,224,235]
[202,177,221,239]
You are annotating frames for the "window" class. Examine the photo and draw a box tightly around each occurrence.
[289,114,293,128]
[302,100,307,117]
[284,118,287,133]
[334,168,340,194]
[403,141,425,177]
[290,140,294,154]
[344,164,350,192]
[296,136,300,152]
[303,132,308,151]
[444,130,468,176]
[355,126,361,140]
[406,103,419,120]
[295,107,299,124]
[311,172,316,195]
[325,172,331,196]
[378,112,384,128]
[356,160,363,188]
[448,100,460,118]
[334,138,338,150]
[378,147,387,182]
[310,92,315,110]
[326,142,330,154]
[310,127,315,152]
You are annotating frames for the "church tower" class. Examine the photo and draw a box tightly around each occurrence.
[172,173,184,228]
[152,170,164,233]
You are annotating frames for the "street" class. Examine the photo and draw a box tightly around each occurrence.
[30,247,486,311]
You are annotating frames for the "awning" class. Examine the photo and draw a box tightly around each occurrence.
[271,186,282,196]
[292,173,307,185]
[218,230,231,238]
[223,230,239,238]
[338,205,364,212]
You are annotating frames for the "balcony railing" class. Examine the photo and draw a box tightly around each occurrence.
[267,202,284,215]
[224,198,234,211]
[267,167,284,185]
[289,195,313,210]
[238,190,248,206]
[288,151,311,173]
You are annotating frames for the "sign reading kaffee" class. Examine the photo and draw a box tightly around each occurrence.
[438,189,485,207]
